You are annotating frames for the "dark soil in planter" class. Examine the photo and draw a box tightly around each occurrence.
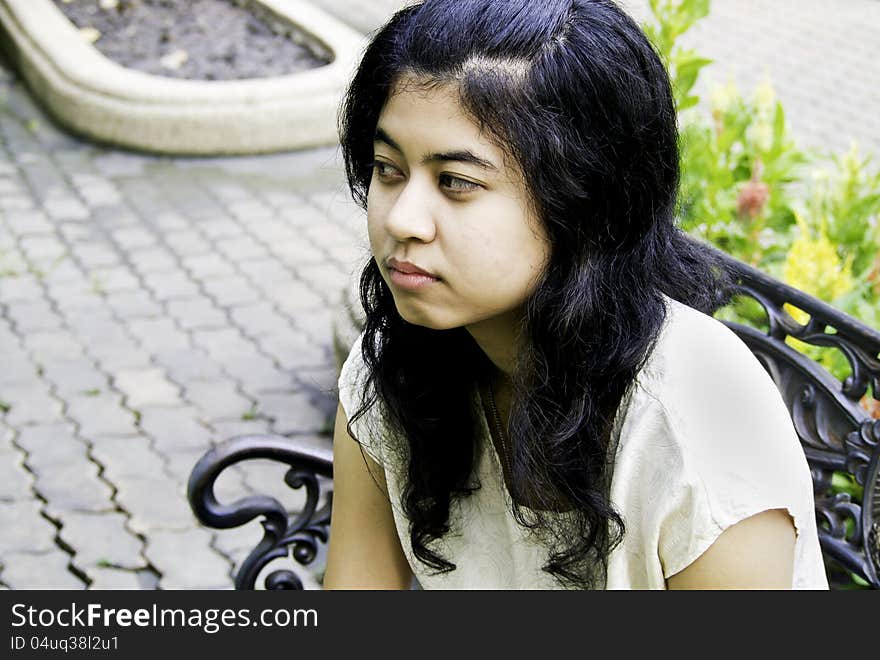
[52,0,329,80]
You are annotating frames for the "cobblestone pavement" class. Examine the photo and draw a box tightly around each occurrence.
[1,0,878,590]
[0,59,368,589]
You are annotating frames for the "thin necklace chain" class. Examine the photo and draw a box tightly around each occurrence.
[486,376,514,481]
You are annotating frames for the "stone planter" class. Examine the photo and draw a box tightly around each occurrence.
[0,0,365,154]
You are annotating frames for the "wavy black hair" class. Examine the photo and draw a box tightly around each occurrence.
[338,0,734,588]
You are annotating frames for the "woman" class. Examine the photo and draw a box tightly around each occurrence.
[324,0,828,589]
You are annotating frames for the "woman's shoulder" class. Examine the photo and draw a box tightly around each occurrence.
[628,294,805,469]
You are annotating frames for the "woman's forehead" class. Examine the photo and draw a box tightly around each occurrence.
[377,75,508,166]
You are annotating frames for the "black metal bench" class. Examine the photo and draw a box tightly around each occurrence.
[187,245,880,589]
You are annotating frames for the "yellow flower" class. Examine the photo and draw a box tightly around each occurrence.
[709,79,739,115]
[749,120,773,152]
[752,75,776,115]
[783,212,854,324]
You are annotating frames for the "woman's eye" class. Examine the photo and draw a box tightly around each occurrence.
[372,161,402,179]
[440,174,480,194]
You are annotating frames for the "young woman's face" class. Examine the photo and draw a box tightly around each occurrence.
[367,75,550,336]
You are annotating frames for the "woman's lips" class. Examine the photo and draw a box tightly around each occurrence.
[389,267,440,291]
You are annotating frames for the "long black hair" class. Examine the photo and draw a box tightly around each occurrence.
[338,0,734,588]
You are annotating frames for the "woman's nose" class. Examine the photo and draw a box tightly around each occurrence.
[384,177,437,243]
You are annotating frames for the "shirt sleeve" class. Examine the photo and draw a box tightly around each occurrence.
[336,329,385,466]
[643,311,818,581]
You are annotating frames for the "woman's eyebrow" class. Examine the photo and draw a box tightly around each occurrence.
[374,127,498,171]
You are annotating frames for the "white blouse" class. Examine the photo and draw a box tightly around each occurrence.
[336,294,829,589]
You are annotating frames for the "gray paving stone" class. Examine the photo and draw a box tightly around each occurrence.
[228,199,274,221]
[0,550,86,589]
[180,253,237,278]
[71,242,121,268]
[281,197,345,229]
[0,250,28,276]
[263,280,325,313]
[291,308,335,345]
[163,230,212,258]
[127,318,191,352]
[0,273,43,304]
[60,511,146,571]
[87,567,152,590]
[191,327,255,358]
[326,241,370,270]
[229,301,290,337]
[105,290,163,319]
[162,446,213,485]
[1,383,64,425]
[210,418,273,440]
[184,380,253,422]
[41,357,109,396]
[138,407,213,453]
[195,217,245,240]
[90,434,168,481]
[0,449,34,500]
[165,297,227,330]
[33,462,115,516]
[5,299,63,332]
[58,220,98,243]
[142,270,201,301]
[20,235,67,262]
[215,235,268,263]
[253,391,327,435]
[65,312,130,344]
[40,258,88,286]
[153,348,224,384]
[127,246,178,274]
[201,275,262,307]
[111,227,157,251]
[3,209,54,236]
[0,423,15,453]
[0,195,34,212]
[115,476,196,534]
[257,331,327,371]
[245,218,300,245]
[224,355,294,393]
[144,528,232,589]
[88,205,140,230]
[152,211,189,232]
[79,184,123,208]
[65,392,138,438]
[294,263,349,298]
[90,343,154,372]
[0,500,57,553]
[43,197,89,221]
[23,329,86,361]
[0,355,42,388]
[268,238,328,267]
[114,368,182,408]
[235,257,293,286]
[205,181,252,203]
[88,265,141,294]
[15,423,86,471]
[93,152,146,178]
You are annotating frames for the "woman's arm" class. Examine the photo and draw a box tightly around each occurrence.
[323,402,413,589]
[666,508,796,589]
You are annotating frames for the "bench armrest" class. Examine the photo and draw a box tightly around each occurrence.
[187,434,333,590]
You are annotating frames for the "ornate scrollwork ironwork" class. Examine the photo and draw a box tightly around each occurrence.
[707,244,880,588]
[187,434,333,590]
